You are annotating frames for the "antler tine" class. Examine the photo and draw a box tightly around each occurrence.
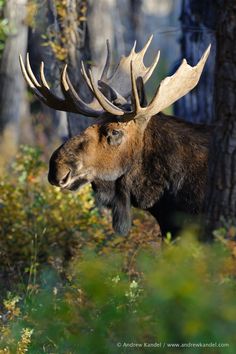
[24,53,77,111]
[20,54,56,106]
[19,54,48,104]
[82,58,129,107]
[123,40,137,60]
[60,65,103,117]
[146,45,211,117]
[143,50,160,83]
[61,64,69,91]
[20,53,103,116]
[19,54,36,89]
[26,53,41,87]
[138,34,153,56]
[130,40,137,55]
[130,60,141,114]
[136,35,160,83]
[88,68,125,116]
[39,62,50,89]
[81,61,93,92]
[100,34,160,99]
[100,39,112,81]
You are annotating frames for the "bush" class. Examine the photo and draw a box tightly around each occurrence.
[0,237,236,353]
[0,146,158,286]
[0,0,10,58]
[0,146,235,353]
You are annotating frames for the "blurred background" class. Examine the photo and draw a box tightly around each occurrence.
[1,1,236,352]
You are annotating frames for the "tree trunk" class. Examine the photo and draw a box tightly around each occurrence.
[71,0,144,134]
[115,0,142,50]
[205,0,236,232]
[67,0,118,135]
[0,0,28,167]
[47,0,118,136]
[175,0,217,124]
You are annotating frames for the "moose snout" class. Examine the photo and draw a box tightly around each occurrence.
[48,169,71,187]
[58,170,71,187]
[48,147,73,187]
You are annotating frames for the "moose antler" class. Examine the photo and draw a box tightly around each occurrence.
[19,36,159,116]
[19,53,106,117]
[83,44,211,121]
[61,64,124,116]
[20,37,211,121]
[96,34,160,99]
[19,46,129,117]
[130,44,211,118]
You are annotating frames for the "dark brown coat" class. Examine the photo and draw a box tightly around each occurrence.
[49,113,211,236]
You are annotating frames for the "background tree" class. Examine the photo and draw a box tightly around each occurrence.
[205,0,236,233]
[48,0,145,136]
[175,0,216,124]
[0,0,29,168]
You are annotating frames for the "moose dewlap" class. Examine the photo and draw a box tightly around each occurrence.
[19,35,211,237]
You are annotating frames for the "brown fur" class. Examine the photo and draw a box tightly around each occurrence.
[48,113,211,236]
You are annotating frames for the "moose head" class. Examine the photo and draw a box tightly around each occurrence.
[20,36,211,236]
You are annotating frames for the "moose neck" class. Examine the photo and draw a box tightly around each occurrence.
[92,113,210,236]
[126,113,210,212]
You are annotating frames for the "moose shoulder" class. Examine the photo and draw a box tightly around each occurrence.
[19,36,211,237]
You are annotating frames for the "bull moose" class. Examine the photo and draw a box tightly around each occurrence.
[19,36,211,237]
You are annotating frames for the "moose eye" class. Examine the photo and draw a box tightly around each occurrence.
[107,129,124,146]
[112,130,120,136]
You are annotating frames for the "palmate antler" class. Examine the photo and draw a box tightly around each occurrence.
[130,44,211,118]
[20,36,211,121]
[95,34,160,100]
[85,44,211,120]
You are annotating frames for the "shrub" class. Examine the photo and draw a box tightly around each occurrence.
[0,237,236,353]
[0,146,158,286]
[0,146,235,353]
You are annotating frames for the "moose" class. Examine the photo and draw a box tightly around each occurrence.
[19,36,211,237]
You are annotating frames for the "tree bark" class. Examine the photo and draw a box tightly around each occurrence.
[175,0,216,124]
[47,0,144,137]
[67,0,118,135]
[47,0,119,136]
[205,0,236,232]
[0,0,28,167]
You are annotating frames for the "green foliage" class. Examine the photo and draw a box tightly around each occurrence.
[0,146,113,282]
[0,239,236,353]
[0,146,158,285]
[25,0,38,29]
[0,146,236,353]
[43,0,88,62]
[0,0,10,57]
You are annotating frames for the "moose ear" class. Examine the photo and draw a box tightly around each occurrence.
[98,80,117,101]
[136,77,147,107]
[99,80,127,106]
[107,129,124,146]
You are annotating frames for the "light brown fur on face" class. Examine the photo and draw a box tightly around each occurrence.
[48,119,144,190]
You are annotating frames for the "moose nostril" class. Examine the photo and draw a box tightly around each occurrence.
[59,170,71,187]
